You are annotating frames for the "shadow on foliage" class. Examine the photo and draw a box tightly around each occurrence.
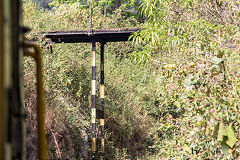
[103,83,153,159]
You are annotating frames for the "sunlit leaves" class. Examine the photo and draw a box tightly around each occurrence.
[225,124,238,148]
[221,142,230,155]
[214,122,238,154]
[140,0,168,18]
[23,0,240,159]
[129,48,152,64]
[163,64,176,70]
[217,122,227,142]
[97,0,115,6]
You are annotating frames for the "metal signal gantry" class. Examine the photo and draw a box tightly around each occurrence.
[41,28,140,159]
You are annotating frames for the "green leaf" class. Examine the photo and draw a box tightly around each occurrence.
[217,122,227,142]
[174,101,181,108]
[225,123,238,148]
[210,64,221,75]
[216,50,225,58]
[184,75,195,86]
[212,56,223,65]
[164,64,176,70]
[213,122,219,138]
[221,142,230,155]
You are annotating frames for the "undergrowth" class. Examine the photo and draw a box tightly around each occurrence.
[23,0,240,159]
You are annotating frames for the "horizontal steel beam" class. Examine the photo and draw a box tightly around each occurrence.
[41,28,141,43]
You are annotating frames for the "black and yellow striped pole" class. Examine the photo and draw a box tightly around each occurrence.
[100,42,105,154]
[91,41,97,159]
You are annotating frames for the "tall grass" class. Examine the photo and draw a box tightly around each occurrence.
[23,1,240,159]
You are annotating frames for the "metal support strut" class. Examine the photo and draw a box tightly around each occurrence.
[23,40,48,160]
[91,41,97,158]
[100,42,105,154]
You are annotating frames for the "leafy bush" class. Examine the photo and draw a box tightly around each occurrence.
[129,0,240,159]
[23,0,240,159]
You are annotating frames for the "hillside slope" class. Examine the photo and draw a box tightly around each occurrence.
[23,1,240,159]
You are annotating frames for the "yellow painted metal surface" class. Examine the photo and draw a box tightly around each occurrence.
[0,0,3,158]
[100,85,104,98]
[91,138,96,152]
[3,0,11,89]
[101,139,104,153]
[100,119,104,126]
[23,41,48,160]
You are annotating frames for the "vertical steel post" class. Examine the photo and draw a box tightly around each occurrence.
[91,41,97,158]
[100,42,105,154]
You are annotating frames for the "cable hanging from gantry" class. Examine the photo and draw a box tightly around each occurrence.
[89,0,93,35]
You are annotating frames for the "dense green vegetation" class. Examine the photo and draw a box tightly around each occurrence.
[23,0,240,159]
